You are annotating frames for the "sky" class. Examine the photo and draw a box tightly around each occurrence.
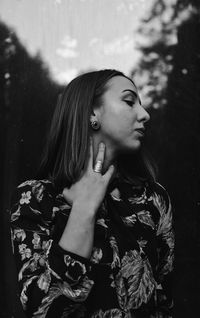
[0,0,154,84]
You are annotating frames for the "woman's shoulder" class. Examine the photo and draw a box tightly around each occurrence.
[148,180,170,200]
[146,180,172,216]
[120,173,170,198]
[10,179,58,225]
[12,179,56,203]
[17,178,54,190]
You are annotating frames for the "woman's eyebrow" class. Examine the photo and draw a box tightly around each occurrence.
[122,89,141,105]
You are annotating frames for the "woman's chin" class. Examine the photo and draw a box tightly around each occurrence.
[119,142,142,155]
[129,139,142,151]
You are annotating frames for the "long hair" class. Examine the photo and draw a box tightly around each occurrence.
[39,69,156,190]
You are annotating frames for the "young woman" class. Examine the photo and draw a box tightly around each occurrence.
[10,69,174,317]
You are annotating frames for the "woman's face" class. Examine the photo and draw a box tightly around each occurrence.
[97,75,150,155]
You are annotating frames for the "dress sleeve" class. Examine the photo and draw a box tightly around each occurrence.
[10,181,94,317]
[153,183,175,317]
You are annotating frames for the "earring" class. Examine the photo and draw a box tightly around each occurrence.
[90,120,100,130]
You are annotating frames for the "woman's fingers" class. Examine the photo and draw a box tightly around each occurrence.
[87,139,105,173]
[94,142,105,170]
[103,164,115,183]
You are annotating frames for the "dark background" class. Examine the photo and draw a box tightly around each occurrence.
[1,1,200,317]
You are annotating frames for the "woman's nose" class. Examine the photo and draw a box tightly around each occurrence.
[138,105,150,123]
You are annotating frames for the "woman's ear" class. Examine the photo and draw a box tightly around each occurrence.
[90,107,101,122]
[90,109,96,120]
[90,111,101,131]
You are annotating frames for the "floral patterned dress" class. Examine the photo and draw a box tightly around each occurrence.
[10,175,174,318]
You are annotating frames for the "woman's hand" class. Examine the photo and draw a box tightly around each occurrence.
[59,139,114,257]
[62,139,114,213]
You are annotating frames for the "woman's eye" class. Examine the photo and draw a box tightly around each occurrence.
[125,100,134,107]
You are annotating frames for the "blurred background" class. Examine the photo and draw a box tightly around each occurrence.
[0,0,199,317]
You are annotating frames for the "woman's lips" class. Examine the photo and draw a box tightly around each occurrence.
[135,128,145,136]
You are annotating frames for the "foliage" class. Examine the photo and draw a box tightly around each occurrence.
[132,0,199,109]
[132,2,200,316]
[0,21,63,210]
[0,20,65,318]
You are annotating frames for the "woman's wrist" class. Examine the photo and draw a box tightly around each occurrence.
[58,200,96,258]
[72,200,98,218]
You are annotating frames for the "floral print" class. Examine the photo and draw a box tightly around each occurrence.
[115,250,156,311]
[121,214,137,227]
[19,191,31,205]
[91,308,124,318]
[128,186,147,204]
[10,178,174,317]
[32,182,45,202]
[32,232,41,249]
[19,243,32,260]
[136,210,155,230]
[13,228,26,242]
[90,247,103,264]
[110,236,121,269]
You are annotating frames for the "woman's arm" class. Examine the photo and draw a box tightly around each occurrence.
[58,201,96,259]
[10,143,114,317]
[10,182,94,317]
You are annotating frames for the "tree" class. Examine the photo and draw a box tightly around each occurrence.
[0,21,63,317]
[132,1,200,316]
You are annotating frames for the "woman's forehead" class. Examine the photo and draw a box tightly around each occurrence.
[106,76,137,94]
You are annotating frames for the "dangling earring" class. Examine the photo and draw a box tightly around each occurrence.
[90,120,100,130]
